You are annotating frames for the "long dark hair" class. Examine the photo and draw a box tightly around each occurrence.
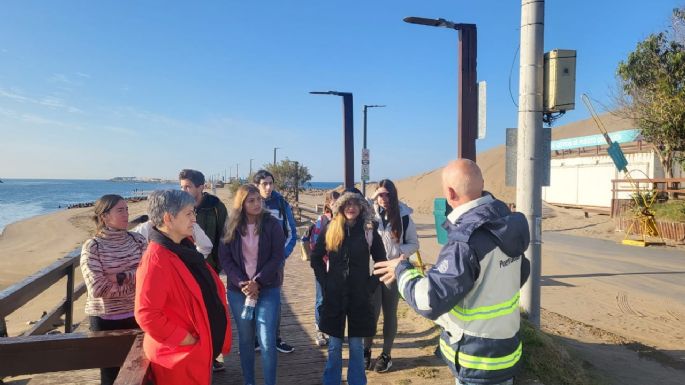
[223,184,269,243]
[92,194,125,235]
[378,179,402,242]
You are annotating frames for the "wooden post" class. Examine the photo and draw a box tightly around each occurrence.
[0,317,7,338]
[65,266,75,333]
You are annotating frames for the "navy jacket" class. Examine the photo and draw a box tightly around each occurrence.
[219,213,285,292]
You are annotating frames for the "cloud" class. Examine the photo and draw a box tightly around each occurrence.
[0,87,83,114]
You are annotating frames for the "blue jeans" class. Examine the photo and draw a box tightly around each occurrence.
[227,287,280,385]
[323,336,366,385]
[314,279,323,328]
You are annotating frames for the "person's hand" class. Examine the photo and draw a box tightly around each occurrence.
[180,333,198,346]
[240,280,260,299]
[373,255,406,285]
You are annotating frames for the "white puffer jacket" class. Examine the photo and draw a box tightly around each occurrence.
[373,201,419,260]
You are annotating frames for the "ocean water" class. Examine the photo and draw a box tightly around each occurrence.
[304,181,342,190]
[0,179,178,234]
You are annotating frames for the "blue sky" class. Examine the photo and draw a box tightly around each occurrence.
[0,1,681,181]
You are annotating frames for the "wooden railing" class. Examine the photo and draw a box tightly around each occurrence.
[0,249,86,337]
[0,248,151,384]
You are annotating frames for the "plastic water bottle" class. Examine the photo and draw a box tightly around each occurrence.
[241,296,257,320]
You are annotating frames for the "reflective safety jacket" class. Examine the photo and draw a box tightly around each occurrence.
[396,194,530,384]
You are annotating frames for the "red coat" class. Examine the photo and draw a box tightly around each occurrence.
[135,241,232,385]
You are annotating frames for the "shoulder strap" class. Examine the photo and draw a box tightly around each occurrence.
[278,198,288,237]
[402,214,409,244]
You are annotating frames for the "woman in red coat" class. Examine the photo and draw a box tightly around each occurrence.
[135,190,231,385]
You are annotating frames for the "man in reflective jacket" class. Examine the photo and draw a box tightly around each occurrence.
[374,159,530,385]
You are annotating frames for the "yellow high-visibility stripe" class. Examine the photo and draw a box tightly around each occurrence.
[398,268,422,299]
[449,292,520,321]
[439,340,522,371]
[439,339,456,363]
[458,342,522,371]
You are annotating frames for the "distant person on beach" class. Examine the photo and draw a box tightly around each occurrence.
[252,169,297,354]
[373,159,531,385]
[363,179,419,373]
[81,194,147,385]
[134,190,231,385]
[301,190,340,347]
[179,169,227,273]
[180,169,228,372]
[310,188,386,385]
[219,184,285,385]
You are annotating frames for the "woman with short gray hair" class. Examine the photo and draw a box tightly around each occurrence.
[134,190,232,385]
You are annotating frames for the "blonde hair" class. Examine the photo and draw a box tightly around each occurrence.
[222,184,267,243]
[324,213,346,252]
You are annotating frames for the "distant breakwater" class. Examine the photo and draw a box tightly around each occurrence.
[65,196,147,210]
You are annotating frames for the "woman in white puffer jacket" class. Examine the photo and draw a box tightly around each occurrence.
[363,179,419,373]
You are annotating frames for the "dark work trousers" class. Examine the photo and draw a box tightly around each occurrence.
[363,281,399,355]
[89,315,139,385]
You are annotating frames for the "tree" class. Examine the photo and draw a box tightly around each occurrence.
[264,159,312,202]
[616,7,685,178]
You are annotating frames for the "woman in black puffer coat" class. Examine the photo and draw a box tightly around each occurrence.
[310,188,386,385]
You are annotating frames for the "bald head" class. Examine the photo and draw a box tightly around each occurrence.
[442,159,484,207]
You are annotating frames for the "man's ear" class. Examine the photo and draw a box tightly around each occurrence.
[447,187,458,203]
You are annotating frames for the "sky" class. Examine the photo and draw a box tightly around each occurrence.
[0,1,682,181]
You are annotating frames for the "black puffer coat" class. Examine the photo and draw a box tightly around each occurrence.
[310,219,386,338]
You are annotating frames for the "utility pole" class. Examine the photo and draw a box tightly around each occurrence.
[273,147,280,166]
[310,91,355,188]
[516,0,544,327]
[362,104,385,196]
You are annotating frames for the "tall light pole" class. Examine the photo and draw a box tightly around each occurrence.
[273,147,280,166]
[310,91,355,188]
[516,0,545,328]
[404,17,477,161]
[249,158,254,177]
[362,104,386,196]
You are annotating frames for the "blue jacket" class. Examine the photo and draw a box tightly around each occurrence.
[396,194,530,384]
[263,190,297,258]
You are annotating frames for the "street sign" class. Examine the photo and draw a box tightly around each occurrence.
[478,81,487,139]
[361,164,370,181]
[361,149,370,181]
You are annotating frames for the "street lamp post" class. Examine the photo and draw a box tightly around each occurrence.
[404,16,478,161]
[273,147,280,166]
[362,104,386,196]
[310,91,355,188]
[249,158,254,178]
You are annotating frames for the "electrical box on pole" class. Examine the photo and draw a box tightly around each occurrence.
[543,49,576,113]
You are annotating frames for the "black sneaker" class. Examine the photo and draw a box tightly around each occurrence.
[364,348,372,370]
[374,353,392,373]
[212,359,225,372]
[276,339,294,353]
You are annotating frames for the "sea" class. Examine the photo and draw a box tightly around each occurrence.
[0,179,341,234]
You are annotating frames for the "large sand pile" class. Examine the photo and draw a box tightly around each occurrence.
[395,113,635,214]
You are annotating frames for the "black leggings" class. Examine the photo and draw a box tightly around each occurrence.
[364,281,399,355]
[89,315,139,385]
